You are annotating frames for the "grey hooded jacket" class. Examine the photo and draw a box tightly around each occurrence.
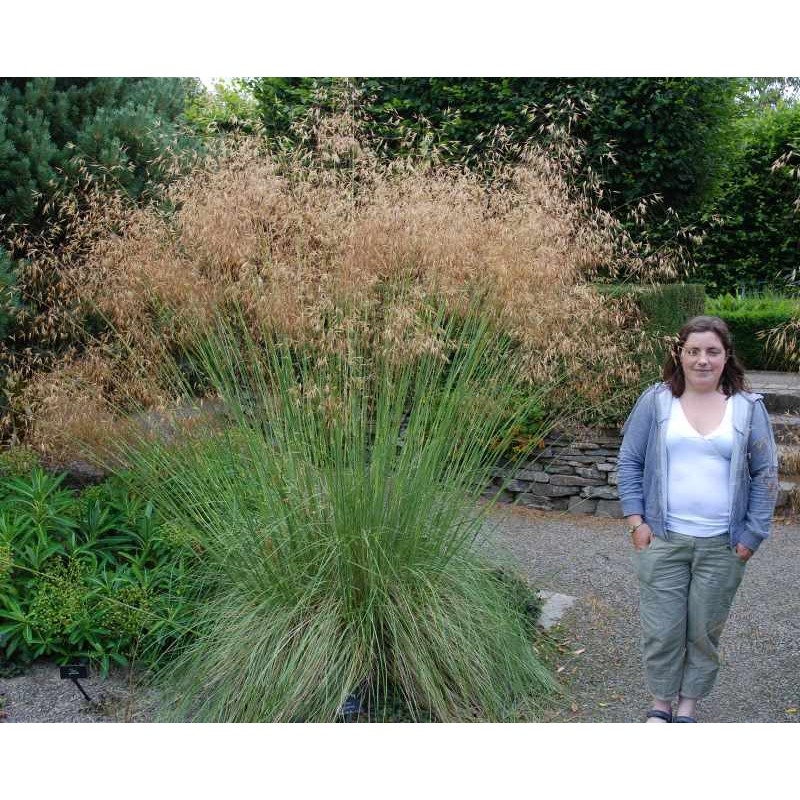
[617,383,779,552]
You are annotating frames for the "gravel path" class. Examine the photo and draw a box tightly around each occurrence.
[2,504,798,723]
[482,504,800,723]
[0,662,157,723]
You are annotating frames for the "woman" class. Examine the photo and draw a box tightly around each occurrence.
[618,315,779,723]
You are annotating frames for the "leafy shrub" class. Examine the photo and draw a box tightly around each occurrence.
[706,293,800,370]
[0,469,194,674]
[184,79,260,137]
[0,445,40,479]
[247,78,739,219]
[693,102,800,295]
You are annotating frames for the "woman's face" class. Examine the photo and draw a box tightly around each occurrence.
[680,330,728,392]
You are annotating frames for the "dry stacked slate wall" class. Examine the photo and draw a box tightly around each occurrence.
[487,427,624,517]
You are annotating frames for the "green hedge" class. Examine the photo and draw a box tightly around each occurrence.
[706,294,800,370]
[597,282,706,334]
[692,102,800,295]
[596,283,707,376]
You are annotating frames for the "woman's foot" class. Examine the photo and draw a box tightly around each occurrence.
[675,695,698,722]
[646,698,673,723]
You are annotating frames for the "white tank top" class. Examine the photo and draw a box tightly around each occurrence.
[665,395,733,537]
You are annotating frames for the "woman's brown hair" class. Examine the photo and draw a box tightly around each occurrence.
[662,315,748,397]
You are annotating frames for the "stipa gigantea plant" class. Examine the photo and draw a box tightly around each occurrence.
[93,296,562,722]
[8,109,668,459]
[761,318,800,370]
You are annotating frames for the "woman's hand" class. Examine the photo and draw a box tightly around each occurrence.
[632,523,653,551]
[734,543,754,562]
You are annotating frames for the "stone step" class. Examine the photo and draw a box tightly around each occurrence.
[770,413,800,446]
[748,370,800,414]
[762,392,800,415]
[776,478,799,514]
[778,445,800,475]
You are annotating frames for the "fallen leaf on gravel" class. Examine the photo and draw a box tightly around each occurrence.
[786,708,797,714]
[571,702,579,713]
[557,665,565,673]
[572,648,586,656]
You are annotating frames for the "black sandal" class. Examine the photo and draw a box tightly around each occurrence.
[674,715,697,722]
[645,709,673,722]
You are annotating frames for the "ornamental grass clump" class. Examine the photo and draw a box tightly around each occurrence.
[93,298,560,722]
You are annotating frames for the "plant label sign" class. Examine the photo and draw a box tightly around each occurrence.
[60,665,89,680]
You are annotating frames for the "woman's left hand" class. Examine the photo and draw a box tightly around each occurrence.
[735,543,754,562]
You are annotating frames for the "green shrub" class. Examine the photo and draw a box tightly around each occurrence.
[184,79,260,137]
[0,469,195,674]
[247,78,739,219]
[706,293,800,370]
[0,247,20,343]
[639,284,706,344]
[694,102,800,295]
[596,283,707,382]
[0,78,195,234]
[0,445,40,480]
[598,283,706,337]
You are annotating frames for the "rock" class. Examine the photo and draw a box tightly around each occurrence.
[550,474,606,487]
[596,463,616,472]
[545,463,575,474]
[513,468,550,482]
[550,454,607,464]
[537,591,578,630]
[607,471,618,486]
[595,499,624,518]
[534,447,557,458]
[521,483,579,497]
[594,436,624,446]
[777,481,799,509]
[568,496,598,514]
[575,466,602,480]
[548,446,584,458]
[58,460,109,489]
[516,494,555,510]
[482,488,516,504]
[581,485,619,500]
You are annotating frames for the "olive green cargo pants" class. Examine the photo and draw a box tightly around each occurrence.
[634,531,747,701]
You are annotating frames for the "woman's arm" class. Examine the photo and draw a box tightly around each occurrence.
[617,386,656,519]
[739,399,779,553]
